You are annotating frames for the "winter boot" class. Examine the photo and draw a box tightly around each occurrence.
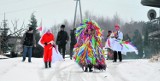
[49,62,51,68]
[45,62,48,68]
[22,57,25,62]
[84,66,88,72]
[88,64,93,72]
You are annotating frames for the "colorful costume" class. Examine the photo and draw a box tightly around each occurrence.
[74,19,106,71]
[105,31,138,55]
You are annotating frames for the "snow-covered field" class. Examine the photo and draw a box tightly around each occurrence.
[0,57,160,81]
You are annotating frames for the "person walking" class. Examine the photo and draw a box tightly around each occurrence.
[112,24,123,62]
[39,28,55,68]
[70,28,77,60]
[21,27,36,62]
[56,25,69,60]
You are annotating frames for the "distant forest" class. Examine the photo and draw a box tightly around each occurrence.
[52,11,160,59]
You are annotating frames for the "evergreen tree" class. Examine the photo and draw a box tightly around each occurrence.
[28,13,43,57]
[1,29,9,53]
[142,22,160,58]
[28,13,37,34]
[1,19,9,53]
[132,29,143,58]
[143,22,152,58]
[123,34,131,42]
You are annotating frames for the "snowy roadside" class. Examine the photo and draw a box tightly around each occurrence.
[0,55,9,59]
[117,59,160,81]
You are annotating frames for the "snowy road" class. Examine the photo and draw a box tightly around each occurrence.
[0,58,160,81]
[108,62,128,81]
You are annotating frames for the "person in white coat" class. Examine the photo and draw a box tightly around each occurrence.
[112,24,123,62]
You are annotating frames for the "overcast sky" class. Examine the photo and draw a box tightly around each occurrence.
[0,0,159,28]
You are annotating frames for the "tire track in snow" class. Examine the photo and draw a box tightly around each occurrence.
[38,61,74,81]
[38,60,109,81]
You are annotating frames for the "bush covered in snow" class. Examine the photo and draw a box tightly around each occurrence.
[150,54,160,62]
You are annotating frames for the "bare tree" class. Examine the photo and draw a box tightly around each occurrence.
[9,20,26,56]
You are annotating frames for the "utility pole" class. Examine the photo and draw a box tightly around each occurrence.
[159,8,160,25]
[73,0,83,28]
[0,27,2,55]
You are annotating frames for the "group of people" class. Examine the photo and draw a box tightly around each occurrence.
[21,25,70,68]
[105,25,138,62]
[105,24,123,62]
[21,19,137,72]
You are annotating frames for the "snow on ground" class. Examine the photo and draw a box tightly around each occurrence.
[117,59,160,81]
[0,58,160,81]
[0,55,9,59]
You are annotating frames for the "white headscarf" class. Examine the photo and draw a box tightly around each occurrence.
[38,27,52,47]
[41,26,52,35]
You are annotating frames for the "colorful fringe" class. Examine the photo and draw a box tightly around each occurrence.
[105,37,138,55]
[73,19,106,70]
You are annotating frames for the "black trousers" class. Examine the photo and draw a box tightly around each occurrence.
[113,51,122,62]
[70,45,74,60]
[58,44,66,59]
[70,48,73,59]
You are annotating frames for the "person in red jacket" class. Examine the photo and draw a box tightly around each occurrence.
[40,29,55,68]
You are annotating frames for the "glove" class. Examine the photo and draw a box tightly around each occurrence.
[52,45,55,48]
[44,42,47,46]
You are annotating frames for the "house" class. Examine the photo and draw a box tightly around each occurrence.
[0,35,23,57]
